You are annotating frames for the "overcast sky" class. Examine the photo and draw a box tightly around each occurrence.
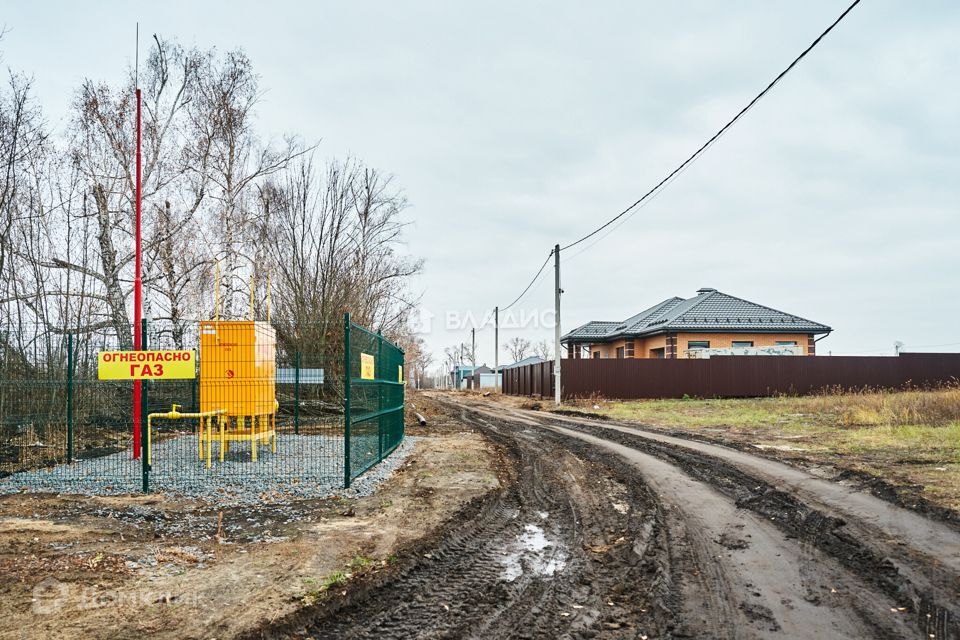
[3,1,958,366]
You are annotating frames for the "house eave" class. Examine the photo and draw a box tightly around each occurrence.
[562,325,832,344]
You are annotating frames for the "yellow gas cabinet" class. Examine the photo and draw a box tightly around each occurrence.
[198,320,277,466]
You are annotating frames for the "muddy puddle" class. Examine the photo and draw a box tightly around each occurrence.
[499,521,567,582]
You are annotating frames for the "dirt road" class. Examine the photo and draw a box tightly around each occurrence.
[284,393,958,640]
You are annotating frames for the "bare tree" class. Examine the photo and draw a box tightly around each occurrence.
[262,155,422,357]
[192,49,305,320]
[4,38,306,348]
[0,68,48,334]
[140,38,212,346]
[24,37,205,347]
[504,336,531,363]
[394,331,431,389]
[343,164,422,336]
[443,344,462,373]
[533,339,552,360]
[0,35,424,370]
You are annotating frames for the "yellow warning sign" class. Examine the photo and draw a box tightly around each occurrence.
[360,353,375,380]
[398,365,404,383]
[98,350,196,380]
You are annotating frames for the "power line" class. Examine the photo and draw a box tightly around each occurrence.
[498,250,554,312]
[903,341,960,350]
[559,0,862,253]
[490,0,862,338]
[563,152,692,266]
[826,341,960,356]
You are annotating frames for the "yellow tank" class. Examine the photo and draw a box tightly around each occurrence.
[199,320,276,417]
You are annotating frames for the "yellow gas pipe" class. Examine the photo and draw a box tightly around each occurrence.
[147,404,226,467]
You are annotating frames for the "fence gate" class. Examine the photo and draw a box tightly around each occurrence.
[343,313,405,488]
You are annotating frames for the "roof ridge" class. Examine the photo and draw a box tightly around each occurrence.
[623,297,684,331]
[657,292,710,322]
[681,290,821,325]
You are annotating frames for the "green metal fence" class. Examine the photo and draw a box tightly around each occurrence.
[343,313,405,488]
[0,316,405,497]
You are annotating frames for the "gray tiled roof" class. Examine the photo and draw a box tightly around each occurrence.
[615,297,685,333]
[563,321,621,340]
[562,288,831,342]
[499,356,545,370]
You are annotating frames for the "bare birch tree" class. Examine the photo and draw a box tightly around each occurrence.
[262,155,422,357]
[23,37,205,347]
[191,50,305,320]
[533,339,552,360]
[504,337,531,363]
[1,36,425,369]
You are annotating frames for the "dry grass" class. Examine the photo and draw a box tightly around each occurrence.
[568,386,960,514]
[798,385,960,428]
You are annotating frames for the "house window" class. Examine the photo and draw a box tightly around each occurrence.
[616,346,625,359]
[625,341,635,358]
[732,341,754,348]
[650,347,665,359]
[592,351,600,359]
[776,340,798,346]
[688,340,710,349]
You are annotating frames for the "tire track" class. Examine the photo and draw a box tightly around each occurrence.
[455,398,956,639]
[291,406,674,639]
[264,395,948,638]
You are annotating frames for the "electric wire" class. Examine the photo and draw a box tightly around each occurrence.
[845,341,960,354]
[901,341,960,350]
[497,250,554,312]
[564,149,694,266]
[559,0,862,253]
[489,0,862,328]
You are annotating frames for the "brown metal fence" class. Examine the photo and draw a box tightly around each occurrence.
[502,353,960,400]
[502,361,554,398]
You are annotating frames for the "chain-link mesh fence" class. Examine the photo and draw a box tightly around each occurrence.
[344,314,405,487]
[0,315,404,498]
[1,325,136,488]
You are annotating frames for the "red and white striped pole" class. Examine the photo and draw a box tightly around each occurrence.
[133,86,143,459]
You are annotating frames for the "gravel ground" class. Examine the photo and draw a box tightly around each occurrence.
[0,433,418,506]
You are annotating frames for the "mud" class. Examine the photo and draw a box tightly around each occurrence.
[261,394,959,639]
[264,408,676,639]
[0,427,499,640]
[577,412,960,529]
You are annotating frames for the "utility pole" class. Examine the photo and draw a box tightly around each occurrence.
[494,306,499,392]
[471,327,476,366]
[132,24,144,460]
[554,244,561,406]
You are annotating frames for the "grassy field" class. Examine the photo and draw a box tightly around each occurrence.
[566,387,960,514]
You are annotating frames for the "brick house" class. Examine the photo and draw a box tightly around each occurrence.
[562,288,831,359]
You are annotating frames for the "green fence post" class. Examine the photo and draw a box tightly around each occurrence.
[294,351,301,435]
[377,331,384,463]
[191,376,197,413]
[400,350,406,442]
[343,313,352,489]
[66,332,74,464]
[141,319,150,493]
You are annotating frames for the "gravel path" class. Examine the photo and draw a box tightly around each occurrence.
[0,434,418,507]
